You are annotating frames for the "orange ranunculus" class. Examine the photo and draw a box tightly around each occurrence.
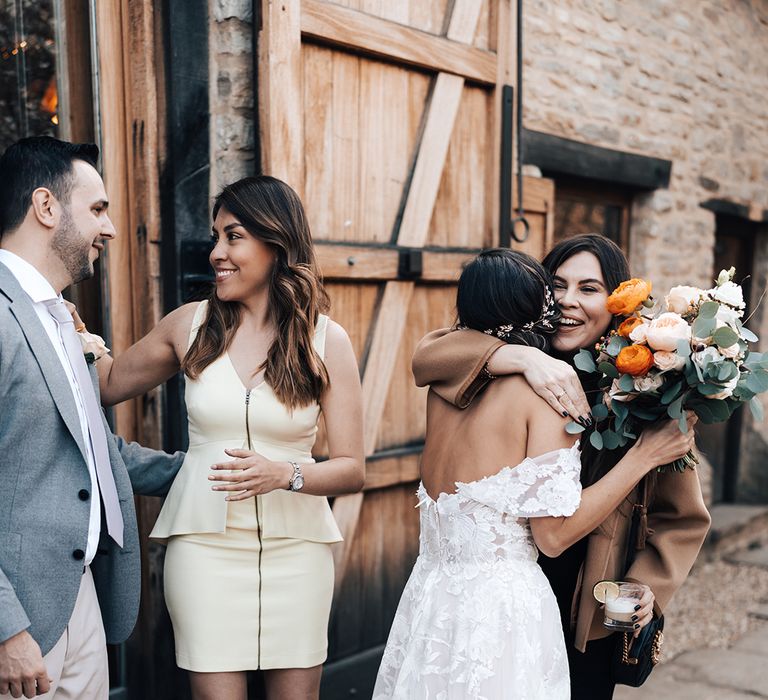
[617,317,645,338]
[606,278,653,316]
[616,344,655,376]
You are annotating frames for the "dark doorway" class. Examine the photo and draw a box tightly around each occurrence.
[696,213,758,503]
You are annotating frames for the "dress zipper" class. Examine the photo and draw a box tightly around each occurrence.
[245,388,264,668]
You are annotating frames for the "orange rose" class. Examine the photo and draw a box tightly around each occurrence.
[617,317,644,338]
[606,278,653,316]
[616,344,655,376]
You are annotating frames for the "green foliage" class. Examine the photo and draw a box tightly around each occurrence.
[574,349,597,373]
[598,361,619,379]
[565,421,586,434]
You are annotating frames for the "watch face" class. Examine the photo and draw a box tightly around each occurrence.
[292,474,305,491]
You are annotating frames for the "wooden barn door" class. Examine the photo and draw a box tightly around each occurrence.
[256,1,553,694]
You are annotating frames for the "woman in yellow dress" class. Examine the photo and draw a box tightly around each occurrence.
[87,176,364,700]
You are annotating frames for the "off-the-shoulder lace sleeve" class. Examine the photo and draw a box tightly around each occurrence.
[457,443,582,518]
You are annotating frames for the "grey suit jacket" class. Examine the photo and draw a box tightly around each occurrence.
[0,263,184,654]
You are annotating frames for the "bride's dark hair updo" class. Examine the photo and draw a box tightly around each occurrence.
[456,248,560,352]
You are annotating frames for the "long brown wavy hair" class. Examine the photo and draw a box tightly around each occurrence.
[181,176,330,410]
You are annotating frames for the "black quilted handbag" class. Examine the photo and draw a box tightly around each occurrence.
[611,477,665,687]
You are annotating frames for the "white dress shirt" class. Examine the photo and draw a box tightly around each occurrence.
[0,250,102,564]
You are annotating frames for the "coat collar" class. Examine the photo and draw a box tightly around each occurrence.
[0,262,89,463]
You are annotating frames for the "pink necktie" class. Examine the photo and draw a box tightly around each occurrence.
[45,299,124,547]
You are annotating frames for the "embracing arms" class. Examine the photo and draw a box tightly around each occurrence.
[94,303,198,406]
[528,411,698,559]
[412,327,591,420]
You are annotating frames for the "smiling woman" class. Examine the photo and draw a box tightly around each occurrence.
[82,175,365,700]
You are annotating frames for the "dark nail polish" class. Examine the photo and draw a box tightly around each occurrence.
[634,623,640,629]
[634,604,641,611]
[631,615,638,622]
[562,411,569,417]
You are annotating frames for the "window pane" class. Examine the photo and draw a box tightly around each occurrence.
[0,0,59,151]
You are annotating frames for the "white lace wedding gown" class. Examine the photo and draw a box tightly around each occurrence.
[373,444,582,700]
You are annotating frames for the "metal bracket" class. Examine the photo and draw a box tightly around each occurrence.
[397,248,423,279]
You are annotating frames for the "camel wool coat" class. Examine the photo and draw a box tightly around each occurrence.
[412,327,711,652]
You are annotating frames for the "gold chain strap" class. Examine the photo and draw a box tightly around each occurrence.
[620,629,664,666]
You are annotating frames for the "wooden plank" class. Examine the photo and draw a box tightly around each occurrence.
[259,0,304,191]
[331,0,484,593]
[332,279,414,590]
[316,244,474,282]
[363,453,420,490]
[523,128,673,190]
[396,0,484,247]
[301,0,496,85]
[94,1,136,441]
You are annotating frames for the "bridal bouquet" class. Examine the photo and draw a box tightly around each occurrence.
[568,268,768,472]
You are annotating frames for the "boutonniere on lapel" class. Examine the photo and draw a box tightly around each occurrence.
[76,328,110,365]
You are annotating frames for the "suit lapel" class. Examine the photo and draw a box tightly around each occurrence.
[0,266,90,463]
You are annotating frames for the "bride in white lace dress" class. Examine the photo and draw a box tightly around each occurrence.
[374,250,585,699]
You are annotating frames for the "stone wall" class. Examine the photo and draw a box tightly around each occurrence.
[522,0,768,291]
[209,0,255,195]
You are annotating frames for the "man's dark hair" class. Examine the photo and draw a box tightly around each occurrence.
[0,136,99,236]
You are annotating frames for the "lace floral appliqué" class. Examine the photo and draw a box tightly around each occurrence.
[373,443,581,700]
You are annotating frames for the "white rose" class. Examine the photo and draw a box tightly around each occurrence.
[645,312,692,352]
[609,379,635,402]
[77,330,111,361]
[716,304,741,328]
[692,346,722,369]
[634,373,664,392]
[718,343,741,360]
[666,285,705,315]
[709,281,745,316]
[707,375,739,400]
[629,323,648,344]
[653,350,687,372]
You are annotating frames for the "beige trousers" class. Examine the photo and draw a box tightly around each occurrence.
[0,567,109,700]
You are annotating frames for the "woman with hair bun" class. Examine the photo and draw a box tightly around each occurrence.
[374,248,695,699]
[83,176,364,699]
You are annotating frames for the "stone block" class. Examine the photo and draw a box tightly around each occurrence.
[671,647,768,695]
[212,0,252,22]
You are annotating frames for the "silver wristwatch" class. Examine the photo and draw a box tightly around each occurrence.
[288,461,304,492]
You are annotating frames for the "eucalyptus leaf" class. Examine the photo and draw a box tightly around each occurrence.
[591,403,609,420]
[739,325,759,343]
[618,374,635,392]
[574,349,597,373]
[746,370,768,394]
[612,401,629,422]
[565,421,586,434]
[598,361,620,379]
[698,383,727,396]
[698,301,720,319]
[661,381,683,405]
[667,396,684,419]
[603,430,621,449]
[589,431,604,450]
[717,362,738,382]
[678,413,688,433]
[713,326,739,348]
[693,317,716,338]
[750,397,764,422]
[607,335,629,357]
[676,338,692,357]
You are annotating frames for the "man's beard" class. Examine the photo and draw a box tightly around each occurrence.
[51,208,94,284]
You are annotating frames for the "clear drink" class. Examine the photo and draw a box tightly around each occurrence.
[603,582,648,631]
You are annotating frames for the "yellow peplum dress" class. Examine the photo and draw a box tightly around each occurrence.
[151,301,343,672]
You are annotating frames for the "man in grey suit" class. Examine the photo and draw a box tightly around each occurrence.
[0,136,184,699]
